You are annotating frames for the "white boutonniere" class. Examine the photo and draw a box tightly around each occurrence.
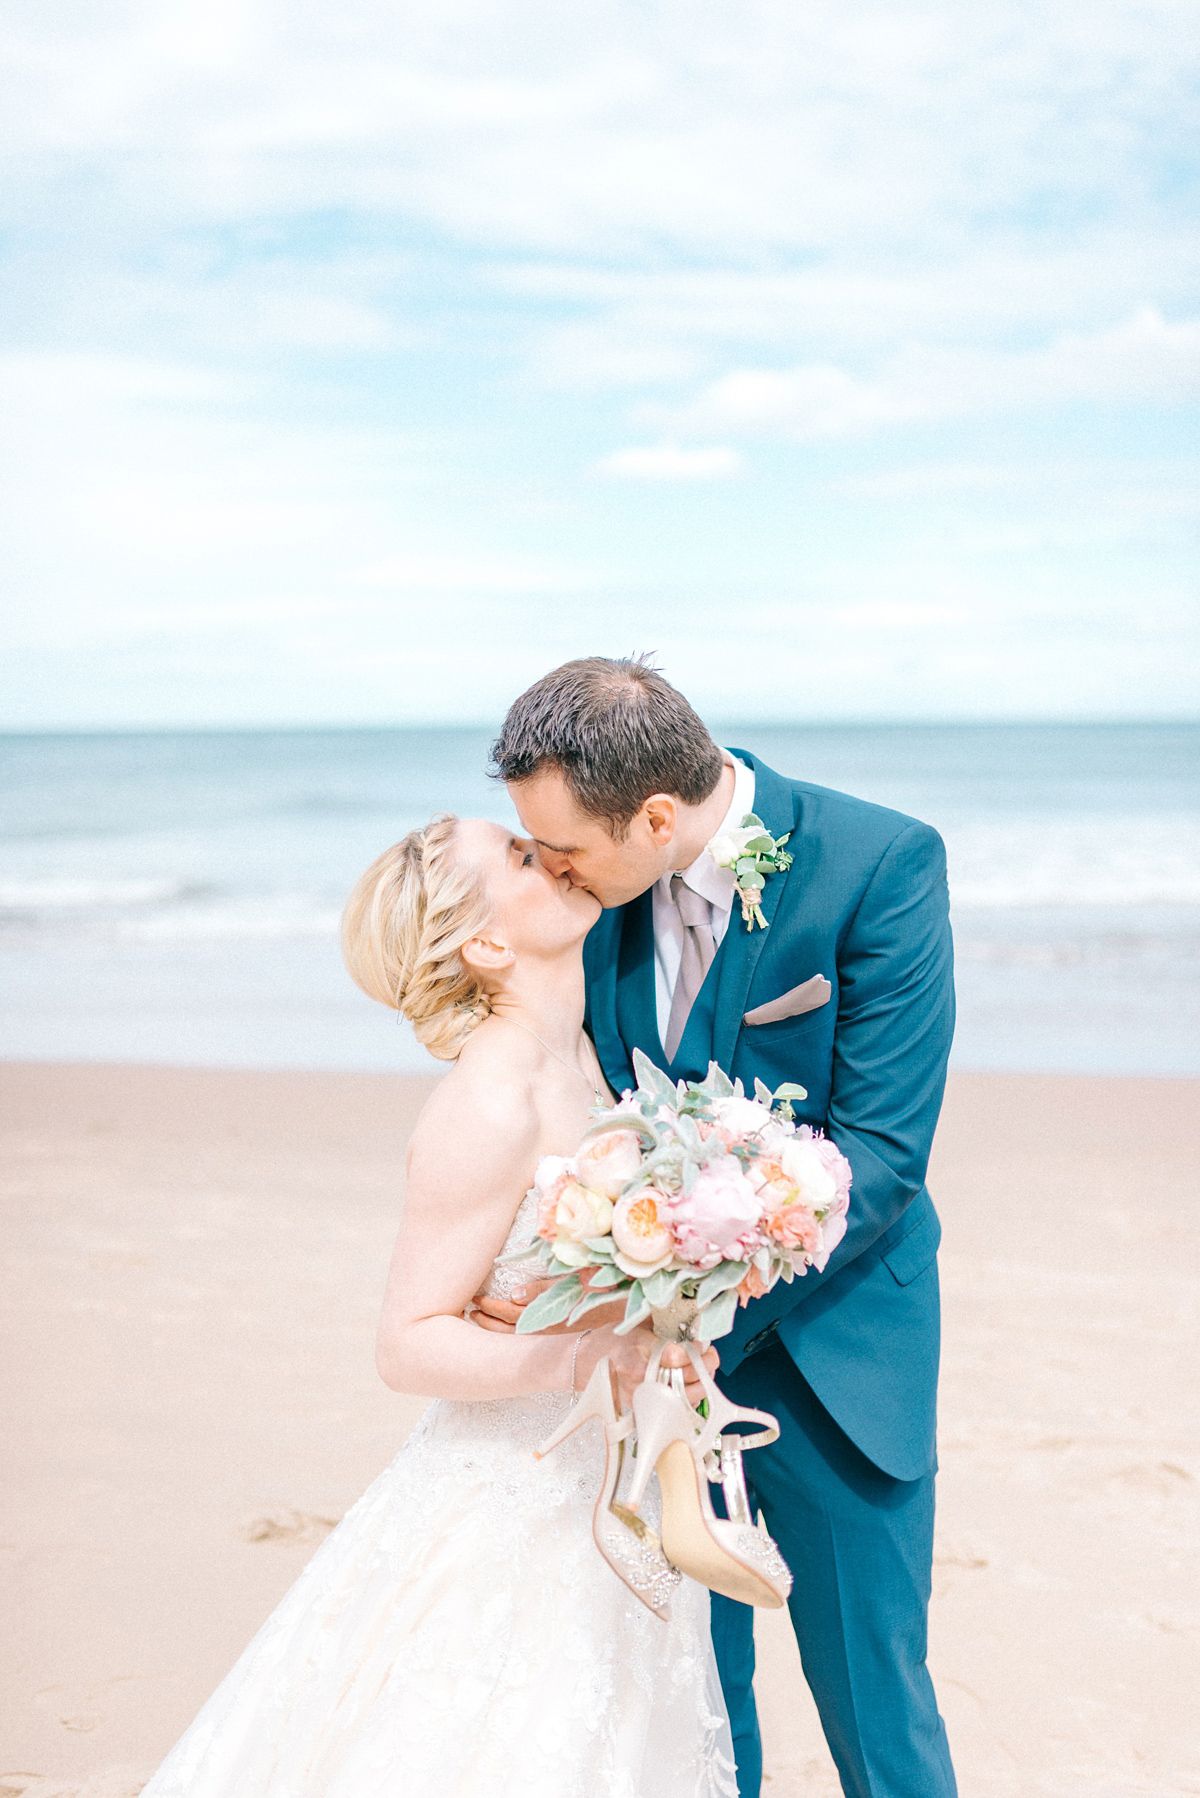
[706,813,794,931]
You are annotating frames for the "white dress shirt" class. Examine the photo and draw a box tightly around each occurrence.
[652,755,757,1042]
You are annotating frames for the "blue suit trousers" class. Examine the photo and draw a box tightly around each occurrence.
[709,1345,957,1798]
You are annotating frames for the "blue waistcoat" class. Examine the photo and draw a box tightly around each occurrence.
[583,751,955,1482]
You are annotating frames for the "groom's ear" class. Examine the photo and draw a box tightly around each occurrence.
[461,934,514,973]
[638,794,678,847]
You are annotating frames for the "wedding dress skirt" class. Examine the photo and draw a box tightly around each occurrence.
[142,1200,738,1798]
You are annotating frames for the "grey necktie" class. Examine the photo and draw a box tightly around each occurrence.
[664,874,717,1061]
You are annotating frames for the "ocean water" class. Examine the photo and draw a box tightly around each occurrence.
[2,723,1198,1076]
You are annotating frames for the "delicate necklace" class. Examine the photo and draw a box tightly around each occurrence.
[502,1016,604,1106]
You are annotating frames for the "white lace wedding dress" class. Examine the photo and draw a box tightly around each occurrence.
[142,1193,738,1798]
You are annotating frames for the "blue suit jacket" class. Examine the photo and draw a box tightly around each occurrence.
[583,751,954,1482]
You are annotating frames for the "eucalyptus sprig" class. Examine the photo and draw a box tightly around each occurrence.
[706,812,794,929]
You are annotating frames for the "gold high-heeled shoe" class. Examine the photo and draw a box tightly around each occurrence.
[624,1344,792,1609]
[536,1355,680,1622]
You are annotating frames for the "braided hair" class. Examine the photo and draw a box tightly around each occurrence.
[341,814,494,1061]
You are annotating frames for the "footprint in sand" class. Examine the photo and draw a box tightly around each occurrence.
[237,1509,338,1546]
[2,1776,150,1798]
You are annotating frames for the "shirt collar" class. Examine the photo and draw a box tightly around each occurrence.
[668,755,757,914]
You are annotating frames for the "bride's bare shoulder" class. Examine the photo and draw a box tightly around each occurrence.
[406,1026,538,1178]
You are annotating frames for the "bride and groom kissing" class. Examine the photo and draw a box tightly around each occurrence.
[142,657,958,1798]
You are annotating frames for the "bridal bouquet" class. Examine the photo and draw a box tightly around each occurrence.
[514,1050,851,1343]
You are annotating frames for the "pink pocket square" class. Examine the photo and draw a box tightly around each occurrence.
[743,974,832,1027]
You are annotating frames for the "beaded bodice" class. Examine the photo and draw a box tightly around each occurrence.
[479,1187,544,1303]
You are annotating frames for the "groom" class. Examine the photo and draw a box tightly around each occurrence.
[484,655,957,1798]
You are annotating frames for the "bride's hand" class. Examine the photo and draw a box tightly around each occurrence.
[472,1273,626,1335]
[583,1327,718,1413]
[470,1276,554,1333]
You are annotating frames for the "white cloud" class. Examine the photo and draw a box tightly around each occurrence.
[596,444,742,481]
[0,2,1196,726]
[2,0,1195,268]
[649,310,1200,442]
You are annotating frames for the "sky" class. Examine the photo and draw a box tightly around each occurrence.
[1,0,1197,729]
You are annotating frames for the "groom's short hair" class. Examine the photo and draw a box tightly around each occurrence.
[492,656,724,836]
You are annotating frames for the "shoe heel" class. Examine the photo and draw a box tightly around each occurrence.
[535,1356,617,1459]
[626,1375,695,1511]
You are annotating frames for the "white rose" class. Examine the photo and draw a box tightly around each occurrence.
[533,1154,573,1196]
[713,1094,776,1140]
[707,824,760,869]
[779,1139,838,1210]
[755,1118,792,1155]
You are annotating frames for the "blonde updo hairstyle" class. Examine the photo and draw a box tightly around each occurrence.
[341,814,496,1062]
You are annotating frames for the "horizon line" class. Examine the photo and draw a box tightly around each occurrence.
[2,714,1199,740]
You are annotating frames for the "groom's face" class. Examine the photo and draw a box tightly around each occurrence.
[508,769,676,908]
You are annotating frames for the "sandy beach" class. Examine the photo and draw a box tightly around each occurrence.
[1,1062,1197,1798]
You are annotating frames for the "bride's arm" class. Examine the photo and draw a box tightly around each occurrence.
[377,1076,604,1401]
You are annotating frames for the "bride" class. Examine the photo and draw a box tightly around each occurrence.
[141,813,738,1798]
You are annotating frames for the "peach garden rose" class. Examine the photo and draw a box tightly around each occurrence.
[610,1187,676,1277]
[551,1179,614,1267]
[575,1128,645,1199]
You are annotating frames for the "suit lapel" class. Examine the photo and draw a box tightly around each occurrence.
[712,751,801,1073]
[615,888,666,1069]
[583,909,630,1092]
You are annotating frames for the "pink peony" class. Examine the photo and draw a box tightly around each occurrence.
[669,1156,764,1269]
[575,1128,645,1199]
[611,1186,675,1275]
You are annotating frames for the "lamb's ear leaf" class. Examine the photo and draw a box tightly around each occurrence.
[641,1265,686,1307]
[693,1287,739,1342]
[694,1259,748,1307]
[581,1260,624,1288]
[515,1275,582,1333]
[567,1283,630,1325]
[621,1279,646,1319]
[579,1244,618,1272]
[633,1050,678,1106]
[754,1078,774,1107]
[674,1113,704,1154]
[611,1279,652,1333]
[704,1061,735,1098]
[544,1254,586,1278]
[496,1235,543,1264]
[581,1112,657,1149]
